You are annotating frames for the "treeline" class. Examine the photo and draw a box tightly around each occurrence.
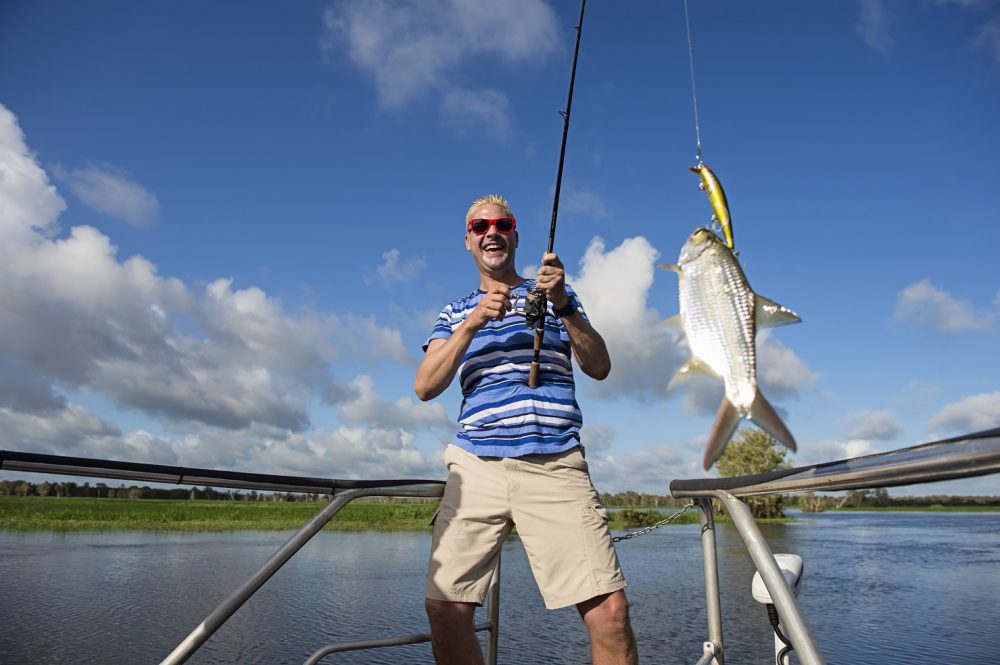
[789,488,1000,512]
[4,480,998,508]
[599,491,687,508]
[0,480,324,502]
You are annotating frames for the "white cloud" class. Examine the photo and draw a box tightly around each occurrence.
[0,403,120,455]
[0,103,411,444]
[322,0,560,137]
[368,248,427,285]
[336,375,452,430]
[893,279,992,334]
[840,409,903,441]
[794,438,882,467]
[569,236,684,400]
[558,183,610,221]
[928,391,1000,435]
[972,15,1000,64]
[757,332,816,399]
[441,88,513,140]
[56,162,159,227]
[857,0,893,54]
[587,444,692,494]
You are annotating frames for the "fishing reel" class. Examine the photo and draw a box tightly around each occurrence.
[523,287,547,330]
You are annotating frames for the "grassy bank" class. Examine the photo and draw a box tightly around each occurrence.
[0,497,705,532]
[0,496,439,532]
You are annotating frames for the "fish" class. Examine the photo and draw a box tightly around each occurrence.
[689,163,734,249]
[661,227,800,470]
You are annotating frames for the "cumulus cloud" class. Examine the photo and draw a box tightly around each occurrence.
[54,162,159,227]
[928,391,1000,435]
[857,0,893,54]
[441,88,513,140]
[558,184,610,221]
[794,438,882,467]
[336,375,452,430]
[322,0,560,137]
[366,248,427,285]
[972,14,1000,64]
[587,444,692,494]
[569,236,683,400]
[893,279,992,334]
[0,102,413,462]
[840,409,903,441]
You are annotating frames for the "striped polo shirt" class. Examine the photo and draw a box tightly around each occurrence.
[424,279,586,458]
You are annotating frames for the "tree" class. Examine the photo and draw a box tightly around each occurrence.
[716,429,790,519]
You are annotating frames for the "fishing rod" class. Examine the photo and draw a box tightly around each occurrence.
[525,0,587,389]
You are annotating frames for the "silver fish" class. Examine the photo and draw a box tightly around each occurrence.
[662,228,801,470]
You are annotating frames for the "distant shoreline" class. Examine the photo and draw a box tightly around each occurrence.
[1,496,996,532]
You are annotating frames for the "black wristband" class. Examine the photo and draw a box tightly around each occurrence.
[553,296,577,318]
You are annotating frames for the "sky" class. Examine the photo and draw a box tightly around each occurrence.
[1,0,998,496]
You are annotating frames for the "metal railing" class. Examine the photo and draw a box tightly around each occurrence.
[668,427,1000,665]
[5,427,999,664]
[0,449,502,665]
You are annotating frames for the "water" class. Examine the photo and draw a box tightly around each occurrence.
[1,511,998,664]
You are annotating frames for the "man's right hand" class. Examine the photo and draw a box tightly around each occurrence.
[469,286,513,329]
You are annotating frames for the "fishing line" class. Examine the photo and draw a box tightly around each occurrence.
[683,0,703,165]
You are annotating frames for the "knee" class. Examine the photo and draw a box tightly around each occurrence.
[581,591,632,632]
[425,598,476,629]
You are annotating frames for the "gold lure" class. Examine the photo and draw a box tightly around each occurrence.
[689,163,734,249]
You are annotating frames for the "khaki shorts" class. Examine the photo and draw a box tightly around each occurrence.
[425,444,626,610]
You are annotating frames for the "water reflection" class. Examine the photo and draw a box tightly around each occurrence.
[1,511,998,664]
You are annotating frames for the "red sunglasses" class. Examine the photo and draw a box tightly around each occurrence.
[467,217,516,235]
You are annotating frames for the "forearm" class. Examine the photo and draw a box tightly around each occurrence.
[413,325,478,400]
[561,313,611,380]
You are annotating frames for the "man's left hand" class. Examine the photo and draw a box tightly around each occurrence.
[536,252,569,310]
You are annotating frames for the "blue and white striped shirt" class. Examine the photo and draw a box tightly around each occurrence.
[424,279,586,458]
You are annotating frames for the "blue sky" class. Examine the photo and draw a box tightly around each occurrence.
[1,0,998,495]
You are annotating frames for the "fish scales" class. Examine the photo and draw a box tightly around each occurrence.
[663,228,801,469]
[680,241,758,411]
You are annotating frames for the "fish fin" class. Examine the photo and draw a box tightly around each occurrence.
[703,398,741,470]
[667,358,715,390]
[748,392,797,452]
[755,295,802,328]
[659,263,680,272]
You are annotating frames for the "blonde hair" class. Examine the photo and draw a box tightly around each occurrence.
[466,194,513,221]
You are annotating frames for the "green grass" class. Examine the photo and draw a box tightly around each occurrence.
[0,496,440,532]
[0,497,714,532]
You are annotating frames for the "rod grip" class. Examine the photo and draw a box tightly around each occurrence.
[528,362,540,388]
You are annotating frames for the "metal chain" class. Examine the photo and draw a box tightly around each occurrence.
[612,502,697,542]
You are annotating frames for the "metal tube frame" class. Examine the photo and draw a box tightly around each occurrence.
[673,490,826,665]
[695,497,724,665]
[160,484,445,665]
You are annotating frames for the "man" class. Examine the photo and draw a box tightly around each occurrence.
[414,194,638,665]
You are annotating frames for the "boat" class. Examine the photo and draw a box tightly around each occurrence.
[2,426,998,664]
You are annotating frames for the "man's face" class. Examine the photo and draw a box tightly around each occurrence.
[465,202,518,275]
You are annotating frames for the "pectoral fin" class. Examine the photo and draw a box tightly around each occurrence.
[748,392,797,452]
[703,398,741,470]
[755,295,801,328]
[668,358,716,390]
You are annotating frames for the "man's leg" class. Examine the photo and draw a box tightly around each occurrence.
[425,598,484,665]
[577,590,638,665]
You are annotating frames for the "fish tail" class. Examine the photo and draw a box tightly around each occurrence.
[703,398,741,470]
[748,392,797,452]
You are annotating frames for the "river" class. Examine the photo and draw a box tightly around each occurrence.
[1,510,998,664]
